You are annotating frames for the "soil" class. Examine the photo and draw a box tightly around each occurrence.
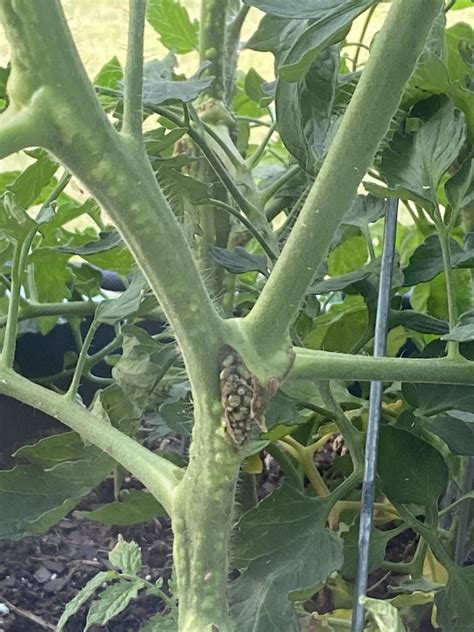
[0,477,173,631]
[0,435,420,631]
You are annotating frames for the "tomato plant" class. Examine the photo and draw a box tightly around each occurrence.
[0,0,472,630]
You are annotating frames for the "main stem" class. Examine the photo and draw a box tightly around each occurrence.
[245,0,444,356]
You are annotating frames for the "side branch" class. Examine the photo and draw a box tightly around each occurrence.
[244,0,444,356]
[0,369,182,514]
[290,348,474,386]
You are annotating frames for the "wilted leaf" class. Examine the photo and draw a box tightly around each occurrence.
[361,597,407,632]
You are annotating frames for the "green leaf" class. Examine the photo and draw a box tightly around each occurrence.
[410,267,472,322]
[244,0,375,20]
[341,194,387,233]
[442,309,474,342]
[304,295,368,353]
[14,431,88,468]
[139,613,179,632]
[244,68,274,107]
[230,485,343,631]
[341,520,392,578]
[112,326,177,408]
[278,2,374,82]
[92,383,142,435]
[77,490,166,526]
[29,249,74,333]
[445,156,474,213]
[377,425,448,505]
[146,0,199,54]
[276,46,339,169]
[7,150,58,209]
[95,56,123,89]
[109,534,142,575]
[95,273,147,326]
[449,1,473,8]
[246,15,307,60]
[403,234,474,286]
[328,234,368,276]
[435,566,474,632]
[208,246,268,275]
[58,230,123,254]
[0,446,115,539]
[57,570,119,632]
[0,191,37,242]
[361,597,407,632]
[403,382,474,415]
[389,310,448,335]
[423,412,474,455]
[446,23,474,140]
[404,12,449,103]
[59,231,135,275]
[85,578,146,631]
[143,71,214,106]
[377,97,466,211]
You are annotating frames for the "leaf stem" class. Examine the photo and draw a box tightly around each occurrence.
[259,164,301,206]
[246,121,276,169]
[1,229,36,368]
[352,5,377,71]
[206,198,278,261]
[122,0,147,142]
[65,317,100,401]
[435,217,460,359]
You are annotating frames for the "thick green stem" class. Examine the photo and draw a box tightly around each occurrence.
[122,0,146,143]
[200,0,229,100]
[0,368,181,514]
[290,347,474,385]
[224,3,250,104]
[172,400,241,632]
[245,0,444,357]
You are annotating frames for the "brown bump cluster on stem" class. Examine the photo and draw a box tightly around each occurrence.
[219,346,281,452]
